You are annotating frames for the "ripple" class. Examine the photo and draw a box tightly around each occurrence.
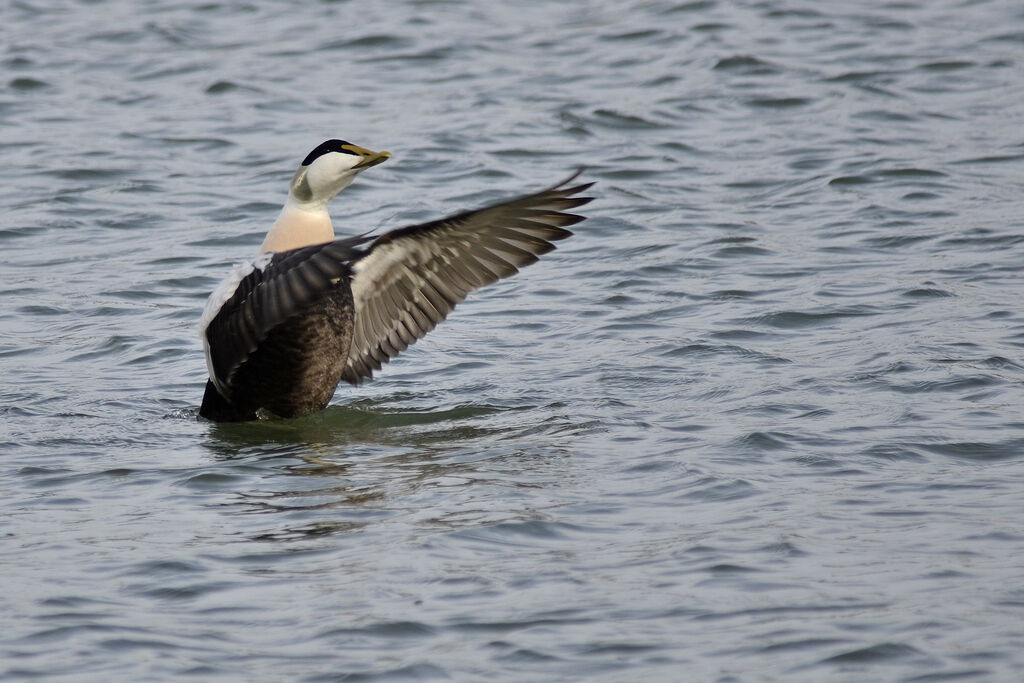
[9,77,50,91]
[713,55,779,74]
[901,287,953,298]
[829,174,873,186]
[746,307,881,329]
[745,96,813,109]
[131,582,237,601]
[317,620,436,639]
[20,622,125,644]
[877,167,946,179]
[320,34,411,50]
[590,108,666,130]
[822,642,922,664]
[657,342,791,365]
[602,29,666,43]
[887,375,1002,395]
[919,60,975,72]
[759,637,851,653]
[915,439,1024,462]
[734,431,790,452]
[678,477,758,502]
[494,646,563,663]
[447,611,590,634]
[204,80,244,94]
[452,520,599,548]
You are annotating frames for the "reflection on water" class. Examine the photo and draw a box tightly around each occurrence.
[197,399,581,545]
[202,399,509,452]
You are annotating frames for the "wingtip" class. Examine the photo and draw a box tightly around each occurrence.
[551,168,593,189]
[549,169,595,202]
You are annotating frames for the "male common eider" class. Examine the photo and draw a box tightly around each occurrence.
[198,139,593,422]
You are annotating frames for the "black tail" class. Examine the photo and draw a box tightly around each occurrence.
[199,380,257,422]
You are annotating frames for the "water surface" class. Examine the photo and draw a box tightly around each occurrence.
[3,0,1024,680]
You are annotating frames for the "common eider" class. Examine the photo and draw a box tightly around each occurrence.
[198,139,593,422]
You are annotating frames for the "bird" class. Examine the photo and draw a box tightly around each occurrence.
[198,139,593,422]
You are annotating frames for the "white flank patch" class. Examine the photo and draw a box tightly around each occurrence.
[199,252,274,392]
[198,252,273,337]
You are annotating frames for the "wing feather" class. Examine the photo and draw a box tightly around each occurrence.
[341,173,594,386]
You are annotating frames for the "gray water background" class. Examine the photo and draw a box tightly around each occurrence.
[3,0,1024,680]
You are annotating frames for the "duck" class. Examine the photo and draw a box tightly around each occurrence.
[198,139,593,422]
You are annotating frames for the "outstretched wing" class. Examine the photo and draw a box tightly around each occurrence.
[342,173,594,386]
[201,236,372,398]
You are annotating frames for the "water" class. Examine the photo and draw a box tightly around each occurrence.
[3,0,1024,679]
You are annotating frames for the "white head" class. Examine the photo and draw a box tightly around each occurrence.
[260,139,391,254]
[289,139,392,208]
